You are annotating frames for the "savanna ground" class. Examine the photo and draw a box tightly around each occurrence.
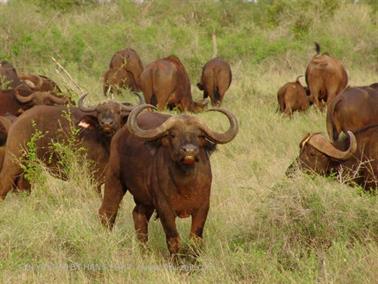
[0,0,377,283]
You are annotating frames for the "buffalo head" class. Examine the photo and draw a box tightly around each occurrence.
[15,84,70,107]
[20,74,62,94]
[127,104,238,167]
[78,93,143,135]
[286,131,357,176]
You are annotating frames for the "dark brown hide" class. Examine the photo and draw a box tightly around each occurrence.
[277,76,310,116]
[140,55,208,112]
[326,86,378,141]
[99,104,238,255]
[0,90,27,116]
[103,48,144,95]
[0,114,16,146]
[0,114,16,170]
[197,57,232,107]
[287,126,378,190]
[305,43,348,109]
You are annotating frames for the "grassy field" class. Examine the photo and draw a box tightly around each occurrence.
[0,0,377,283]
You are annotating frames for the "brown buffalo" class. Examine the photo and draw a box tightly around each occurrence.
[20,74,62,93]
[277,75,312,116]
[0,93,143,199]
[286,126,378,190]
[0,61,23,90]
[197,57,232,107]
[140,55,208,112]
[305,42,348,109]
[103,48,144,95]
[0,114,16,146]
[99,104,238,255]
[0,84,71,116]
[326,86,378,142]
[0,115,16,169]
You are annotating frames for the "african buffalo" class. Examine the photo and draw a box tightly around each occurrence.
[0,115,16,169]
[277,75,312,116]
[0,114,16,146]
[99,104,238,255]
[103,48,144,95]
[20,74,62,93]
[0,93,143,199]
[197,57,232,107]
[326,86,378,142]
[0,84,71,116]
[140,55,208,112]
[0,61,23,90]
[286,126,378,190]
[305,42,348,109]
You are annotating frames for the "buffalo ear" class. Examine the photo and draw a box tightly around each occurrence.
[144,139,162,156]
[197,83,204,90]
[121,114,130,125]
[203,138,217,155]
[77,115,99,130]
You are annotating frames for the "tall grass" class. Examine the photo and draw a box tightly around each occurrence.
[0,1,377,283]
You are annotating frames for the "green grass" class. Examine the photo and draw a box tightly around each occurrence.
[0,1,377,283]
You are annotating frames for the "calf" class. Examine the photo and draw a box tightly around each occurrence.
[277,75,311,116]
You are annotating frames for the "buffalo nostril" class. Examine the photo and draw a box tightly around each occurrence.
[181,144,198,154]
[102,119,114,126]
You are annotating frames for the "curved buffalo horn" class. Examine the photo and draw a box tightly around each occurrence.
[127,104,177,140]
[22,79,37,89]
[120,92,145,115]
[44,93,69,105]
[308,131,357,160]
[133,91,145,105]
[120,103,137,115]
[295,75,304,83]
[78,94,97,112]
[34,75,44,89]
[20,75,43,89]
[15,90,34,103]
[195,108,239,144]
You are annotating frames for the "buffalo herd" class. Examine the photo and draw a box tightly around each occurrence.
[0,42,376,255]
[280,43,377,190]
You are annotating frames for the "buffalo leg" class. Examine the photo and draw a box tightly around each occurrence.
[155,197,180,255]
[98,176,126,229]
[132,204,154,243]
[190,203,209,241]
[0,158,21,200]
[284,106,293,117]
[309,85,321,110]
[15,174,31,193]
